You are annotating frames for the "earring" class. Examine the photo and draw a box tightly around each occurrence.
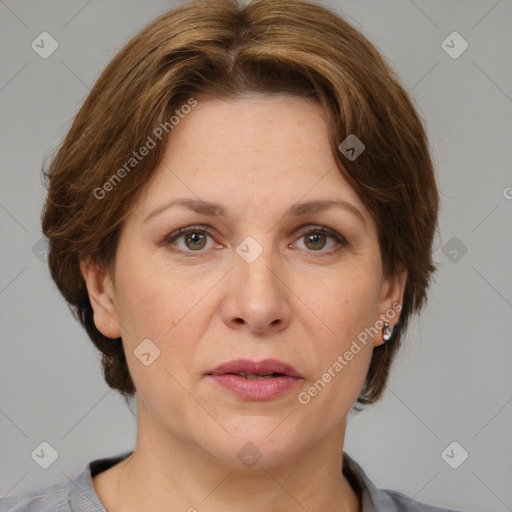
[103,322,109,329]
[382,322,392,342]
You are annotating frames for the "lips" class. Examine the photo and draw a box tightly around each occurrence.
[206,358,303,379]
[205,358,304,400]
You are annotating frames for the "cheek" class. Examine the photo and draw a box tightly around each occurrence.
[113,246,217,380]
[292,286,375,433]
[113,245,190,337]
[303,262,381,341]
[115,265,204,413]
[295,263,380,388]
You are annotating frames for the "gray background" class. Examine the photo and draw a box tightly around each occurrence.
[1,1,511,511]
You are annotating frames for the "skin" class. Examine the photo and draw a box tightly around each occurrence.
[82,94,407,512]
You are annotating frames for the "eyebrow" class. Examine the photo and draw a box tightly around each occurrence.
[144,197,367,227]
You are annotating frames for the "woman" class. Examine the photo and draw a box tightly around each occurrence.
[0,0,462,510]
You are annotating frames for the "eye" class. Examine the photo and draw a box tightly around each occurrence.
[162,225,216,253]
[160,224,349,256]
[292,226,349,254]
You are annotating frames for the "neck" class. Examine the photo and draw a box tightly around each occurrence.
[114,405,361,512]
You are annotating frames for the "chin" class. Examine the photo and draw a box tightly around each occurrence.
[198,417,304,470]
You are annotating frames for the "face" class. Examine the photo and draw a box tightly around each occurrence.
[82,94,406,469]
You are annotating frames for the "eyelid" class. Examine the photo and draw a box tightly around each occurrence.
[157,225,218,252]
[159,223,349,255]
[293,224,348,245]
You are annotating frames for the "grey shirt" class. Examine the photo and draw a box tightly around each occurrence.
[0,451,462,511]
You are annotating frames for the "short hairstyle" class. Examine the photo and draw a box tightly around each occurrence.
[42,0,439,410]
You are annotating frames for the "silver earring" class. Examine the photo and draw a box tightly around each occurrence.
[382,322,392,342]
[104,322,109,329]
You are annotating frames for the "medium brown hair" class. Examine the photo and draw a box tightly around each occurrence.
[42,0,439,409]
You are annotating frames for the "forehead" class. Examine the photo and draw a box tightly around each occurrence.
[164,94,331,173]
[133,94,370,223]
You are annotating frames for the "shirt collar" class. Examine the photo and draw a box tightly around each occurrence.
[343,451,399,511]
[70,450,398,512]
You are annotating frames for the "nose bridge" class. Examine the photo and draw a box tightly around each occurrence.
[224,231,291,333]
[235,232,280,289]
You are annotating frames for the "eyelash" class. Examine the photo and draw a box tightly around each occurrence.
[159,224,349,257]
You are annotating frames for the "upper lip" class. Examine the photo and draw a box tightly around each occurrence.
[206,358,303,378]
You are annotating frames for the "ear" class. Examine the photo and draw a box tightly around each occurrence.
[374,265,408,347]
[80,258,122,339]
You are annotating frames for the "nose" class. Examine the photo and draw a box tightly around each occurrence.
[221,239,292,336]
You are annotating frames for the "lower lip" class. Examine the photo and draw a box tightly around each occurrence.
[206,374,303,401]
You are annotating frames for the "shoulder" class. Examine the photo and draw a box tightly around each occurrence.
[0,480,72,512]
[380,487,463,512]
[0,451,132,512]
[342,452,463,512]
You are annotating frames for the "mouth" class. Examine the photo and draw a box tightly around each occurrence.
[205,358,304,379]
[229,372,286,380]
[205,359,304,401]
